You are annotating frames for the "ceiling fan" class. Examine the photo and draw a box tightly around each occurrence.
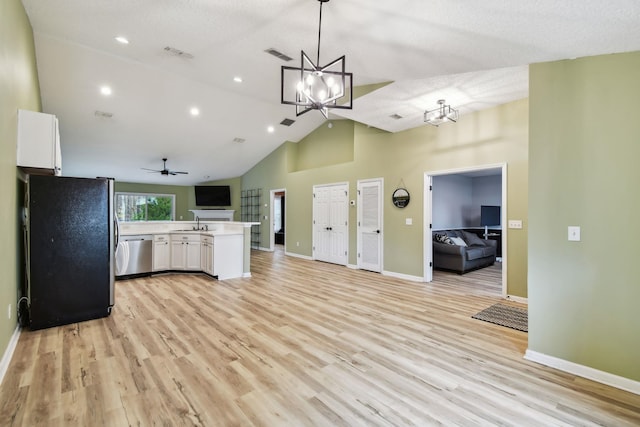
[142,158,188,176]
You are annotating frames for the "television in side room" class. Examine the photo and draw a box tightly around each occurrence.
[194,185,231,206]
[480,205,501,226]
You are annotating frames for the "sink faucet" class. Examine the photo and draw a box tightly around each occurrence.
[194,216,200,231]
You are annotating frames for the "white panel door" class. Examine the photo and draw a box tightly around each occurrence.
[357,179,383,272]
[313,185,332,262]
[313,183,348,265]
[328,184,348,265]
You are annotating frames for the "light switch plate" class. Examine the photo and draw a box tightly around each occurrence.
[508,220,523,229]
[405,218,413,225]
[568,226,581,241]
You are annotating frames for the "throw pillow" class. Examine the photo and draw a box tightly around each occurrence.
[434,233,453,244]
[450,236,467,247]
[462,230,486,246]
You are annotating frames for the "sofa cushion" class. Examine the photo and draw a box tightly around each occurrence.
[465,247,487,261]
[462,230,486,246]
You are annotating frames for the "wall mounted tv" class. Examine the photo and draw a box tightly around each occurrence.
[194,185,231,206]
[480,205,501,226]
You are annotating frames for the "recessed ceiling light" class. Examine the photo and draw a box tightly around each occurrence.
[100,86,112,96]
[115,36,129,44]
[233,76,243,83]
[267,126,275,133]
[190,107,200,116]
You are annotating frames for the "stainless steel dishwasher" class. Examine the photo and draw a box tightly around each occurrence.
[115,234,153,277]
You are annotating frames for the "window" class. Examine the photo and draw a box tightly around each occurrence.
[115,192,175,222]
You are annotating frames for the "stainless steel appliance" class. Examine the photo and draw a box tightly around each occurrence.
[26,175,116,330]
[115,234,153,277]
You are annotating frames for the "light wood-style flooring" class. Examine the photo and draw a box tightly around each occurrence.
[1,250,639,426]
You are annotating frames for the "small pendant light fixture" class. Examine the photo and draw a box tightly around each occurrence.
[424,99,459,126]
[281,0,353,119]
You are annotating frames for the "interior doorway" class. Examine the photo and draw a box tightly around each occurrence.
[269,188,286,251]
[424,164,507,297]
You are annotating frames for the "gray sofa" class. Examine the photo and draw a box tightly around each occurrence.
[432,230,497,274]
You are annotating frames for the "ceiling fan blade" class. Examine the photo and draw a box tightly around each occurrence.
[173,171,188,175]
[141,168,162,172]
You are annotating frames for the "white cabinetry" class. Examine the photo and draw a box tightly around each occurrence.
[17,109,62,175]
[153,234,170,271]
[213,234,244,279]
[170,234,201,270]
[201,236,214,276]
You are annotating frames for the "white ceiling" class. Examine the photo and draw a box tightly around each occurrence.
[21,0,640,185]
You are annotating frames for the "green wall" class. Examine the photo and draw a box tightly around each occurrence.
[243,99,529,297]
[0,0,41,359]
[115,176,242,222]
[529,52,640,381]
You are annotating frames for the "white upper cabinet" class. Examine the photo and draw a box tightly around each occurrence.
[17,109,62,175]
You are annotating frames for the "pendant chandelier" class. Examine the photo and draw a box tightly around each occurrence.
[281,0,353,119]
[424,99,459,126]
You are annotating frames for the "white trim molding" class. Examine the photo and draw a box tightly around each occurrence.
[382,270,423,282]
[525,349,640,396]
[285,251,313,261]
[0,326,21,386]
[506,294,528,304]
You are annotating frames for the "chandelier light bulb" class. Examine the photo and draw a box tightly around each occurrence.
[296,81,304,92]
[306,74,315,85]
[318,89,327,100]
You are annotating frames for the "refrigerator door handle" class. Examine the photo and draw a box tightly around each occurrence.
[115,216,120,250]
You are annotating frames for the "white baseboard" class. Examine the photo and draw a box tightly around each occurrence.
[382,270,423,282]
[0,325,21,386]
[258,246,271,252]
[284,251,313,261]
[524,349,640,396]
[242,272,252,278]
[347,264,358,270]
[506,294,528,304]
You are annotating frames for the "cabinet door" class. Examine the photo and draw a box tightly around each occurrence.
[171,241,186,269]
[153,241,170,271]
[17,109,60,172]
[185,242,201,270]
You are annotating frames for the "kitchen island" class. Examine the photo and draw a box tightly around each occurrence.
[117,220,256,280]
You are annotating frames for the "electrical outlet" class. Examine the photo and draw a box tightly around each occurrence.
[296,241,300,247]
[7,304,11,320]
[405,218,413,225]
[508,220,523,229]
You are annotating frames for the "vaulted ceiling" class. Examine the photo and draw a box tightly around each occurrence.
[22,0,640,184]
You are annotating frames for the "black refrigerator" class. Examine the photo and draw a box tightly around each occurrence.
[27,175,116,330]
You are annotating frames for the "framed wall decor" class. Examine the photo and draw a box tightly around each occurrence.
[392,187,410,208]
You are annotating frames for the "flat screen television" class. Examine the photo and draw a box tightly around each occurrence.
[195,185,231,206]
[480,205,501,226]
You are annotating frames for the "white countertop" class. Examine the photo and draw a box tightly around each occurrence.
[118,220,255,237]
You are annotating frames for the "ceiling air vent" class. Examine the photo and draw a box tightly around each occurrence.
[280,118,295,127]
[265,48,293,62]
[163,46,194,59]
[94,110,113,118]
[389,113,403,120]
